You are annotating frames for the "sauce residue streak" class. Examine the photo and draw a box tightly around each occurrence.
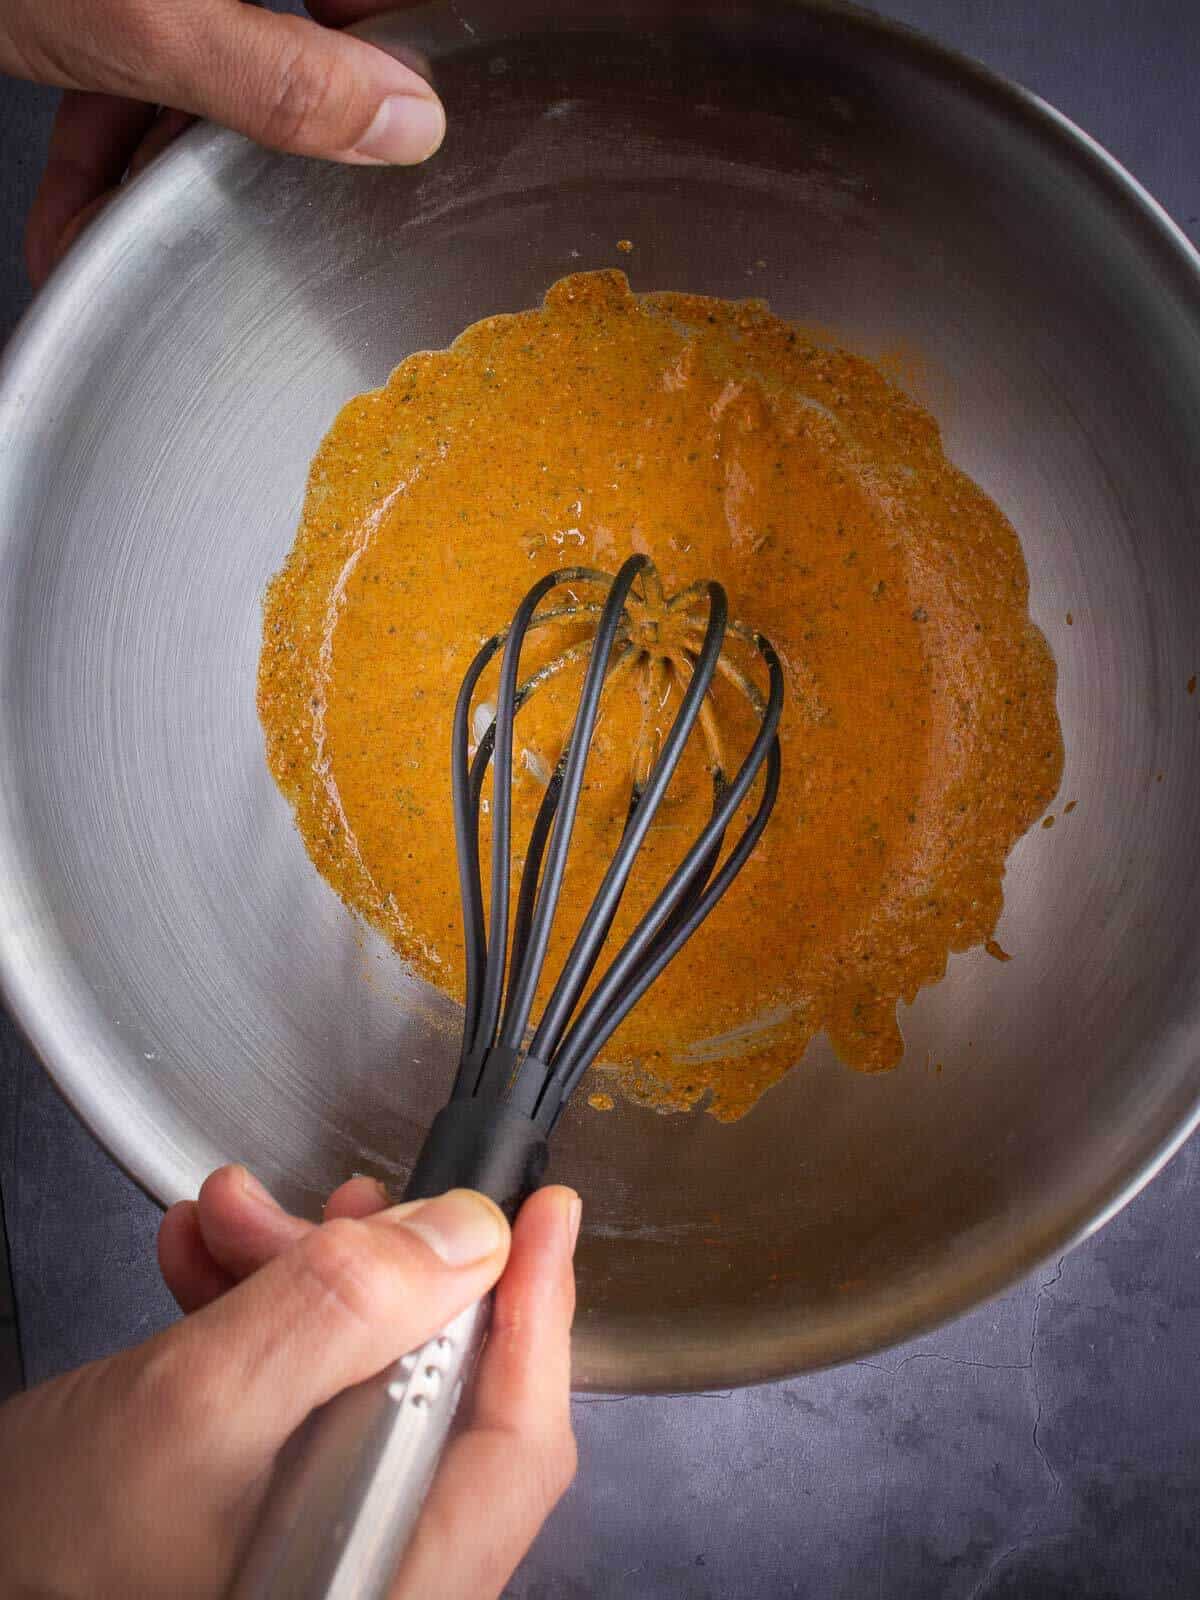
[259,271,1062,1120]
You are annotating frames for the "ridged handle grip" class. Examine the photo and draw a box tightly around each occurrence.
[228,1297,489,1599]
[227,1100,548,1599]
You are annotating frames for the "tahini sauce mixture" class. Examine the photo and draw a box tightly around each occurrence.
[259,271,1063,1120]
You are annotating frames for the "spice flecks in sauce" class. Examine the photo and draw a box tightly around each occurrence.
[258,271,1063,1120]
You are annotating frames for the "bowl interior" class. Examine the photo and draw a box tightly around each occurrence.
[1,3,1199,1389]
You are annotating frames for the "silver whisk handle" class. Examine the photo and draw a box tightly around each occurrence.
[228,1297,489,1600]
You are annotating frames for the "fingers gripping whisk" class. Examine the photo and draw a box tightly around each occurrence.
[449,553,784,1133]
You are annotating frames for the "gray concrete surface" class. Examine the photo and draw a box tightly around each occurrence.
[2,3,1199,1595]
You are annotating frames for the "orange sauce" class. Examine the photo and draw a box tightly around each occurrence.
[259,271,1062,1119]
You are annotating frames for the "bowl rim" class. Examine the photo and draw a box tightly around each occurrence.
[1,0,1199,1391]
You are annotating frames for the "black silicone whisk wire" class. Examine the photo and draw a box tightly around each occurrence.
[449,553,783,1135]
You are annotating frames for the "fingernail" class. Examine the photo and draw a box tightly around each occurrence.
[237,1167,280,1211]
[355,94,446,165]
[567,1193,583,1254]
[383,1189,508,1266]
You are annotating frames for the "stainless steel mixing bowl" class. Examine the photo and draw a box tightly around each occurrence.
[1,2,1199,1391]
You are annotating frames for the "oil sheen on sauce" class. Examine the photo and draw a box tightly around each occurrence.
[258,270,1063,1120]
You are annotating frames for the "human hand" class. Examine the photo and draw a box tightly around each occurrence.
[0,1166,579,1599]
[4,0,445,287]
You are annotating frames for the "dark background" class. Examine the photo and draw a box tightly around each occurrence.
[2,3,1199,1595]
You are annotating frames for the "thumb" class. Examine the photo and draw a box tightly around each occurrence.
[153,1190,509,1460]
[158,2,445,164]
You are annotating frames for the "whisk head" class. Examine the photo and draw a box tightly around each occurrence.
[449,553,783,1135]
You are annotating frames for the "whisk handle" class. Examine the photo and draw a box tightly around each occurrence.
[227,1296,489,1600]
[228,1103,548,1600]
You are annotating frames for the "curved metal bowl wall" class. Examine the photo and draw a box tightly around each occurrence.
[1,4,1198,1389]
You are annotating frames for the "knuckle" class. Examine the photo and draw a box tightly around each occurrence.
[260,42,346,150]
[102,0,177,86]
[131,1333,215,1432]
[489,1293,525,1352]
[296,1219,384,1331]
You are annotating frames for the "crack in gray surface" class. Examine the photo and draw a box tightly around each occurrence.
[864,1252,1071,1599]
[855,1352,1033,1376]
[963,1535,1025,1600]
[1029,1256,1066,1500]
[874,1363,898,1600]
[960,1255,1069,1600]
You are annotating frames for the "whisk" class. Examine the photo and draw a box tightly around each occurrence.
[232,553,783,1600]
